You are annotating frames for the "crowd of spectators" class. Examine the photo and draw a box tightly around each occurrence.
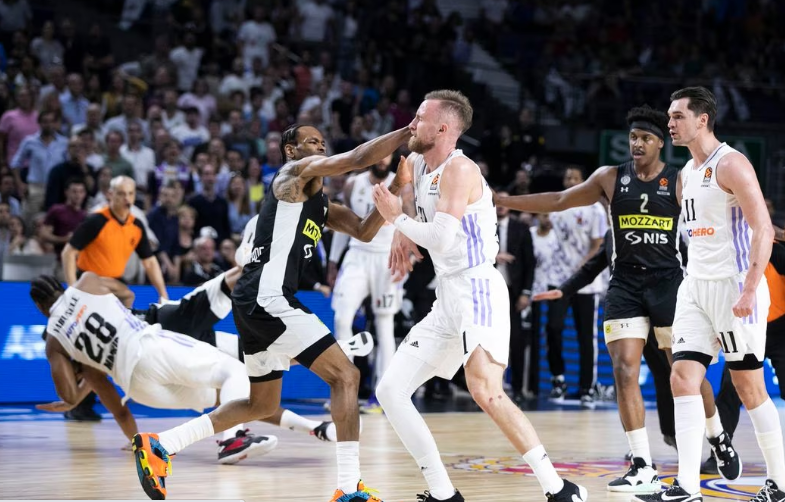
[475,0,785,126]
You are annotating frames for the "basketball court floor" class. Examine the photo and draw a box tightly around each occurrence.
[0,397,776,501]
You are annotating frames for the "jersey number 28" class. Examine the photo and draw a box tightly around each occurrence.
[73,312,118,370]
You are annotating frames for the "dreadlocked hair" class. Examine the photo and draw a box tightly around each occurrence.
[30,275,65,307]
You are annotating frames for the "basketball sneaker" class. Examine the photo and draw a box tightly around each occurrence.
[708,431,741,480]
[311,421,336,442]
[546,479,588,501]
[549,377,567,402]
[607,457,660,493]
[132,433,172,500]
[329,480,382,501]
[416,489,464,501]
[360,394,383,415]
[580,389,596,409]
[750,479,785,502]
[217,429,278,465]
[632,479,702,501]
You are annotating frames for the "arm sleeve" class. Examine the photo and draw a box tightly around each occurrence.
[393,212,460,254]
[69,214,108,250]
[133,220,154,259]
[328,230,350,263]
[559,238,609,298]
[519,222,535,296]
[771,242,785,275]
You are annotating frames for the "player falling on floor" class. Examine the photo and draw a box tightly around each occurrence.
[496,105,739,494]
[30,272,280,465]
[328,153,410,413]
[371,89,587,502]
[633,87,785,502]
[132,123,412,501]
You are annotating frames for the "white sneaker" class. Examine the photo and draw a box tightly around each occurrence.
[607,457,661,493]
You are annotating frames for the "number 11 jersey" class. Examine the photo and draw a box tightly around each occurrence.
[46,287,152,391]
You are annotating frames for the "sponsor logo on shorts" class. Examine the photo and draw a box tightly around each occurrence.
[449,457,766,500]
[618,214,674,230]
[686,227,715,237]
[302,218,322,245]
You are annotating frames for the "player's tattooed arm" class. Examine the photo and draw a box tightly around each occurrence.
[272,168,305,203]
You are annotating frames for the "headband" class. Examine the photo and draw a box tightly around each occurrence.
[630,120,665,141]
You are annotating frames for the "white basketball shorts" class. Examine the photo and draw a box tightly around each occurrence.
[331,248,403,315]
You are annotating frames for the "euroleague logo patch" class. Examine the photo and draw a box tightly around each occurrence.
[449,457,766,499]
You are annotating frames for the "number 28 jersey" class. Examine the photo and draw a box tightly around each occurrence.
[47,287,152,391]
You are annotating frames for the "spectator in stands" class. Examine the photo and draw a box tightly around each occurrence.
[11,110,68,219]
[147,180,182,280]
[267,98,294,133]
[71,103,103,137]
[45,137,95,210]
[148,139,193,203]
[298,0,334,44]
[177,78,216,127]
[331,81,356,135]
[104,94,148,141]
[120,119,155,192]
[0,172,21,215]
[77,128,104,169]
[0,0,31,43]
[101,71,126,119]
[58,17,84,74]
[30,20,63,73]
[5,213,43,255]
[171,204,197,283]
[182,235,222,285]
[160,88,185,130]
[0,201,13,270]
[42,177,87,272]
[246,156,264,208]
[218,57,250,99]
[222,110,257,160]
[389,88,414,129]
[59,73,89,133]
[226,173,253,240]
[140,34,178,84]
[170,31,203,93]
[238,5,277,69]
[333,116,365,153]
[0,85,38,167]
[188,163,230,243]
[102,130,134,179]
[218,238,237,269]
[83,22,114,85]
[217,148,246,194]
[88,166,112,210]
[170,106,209,160]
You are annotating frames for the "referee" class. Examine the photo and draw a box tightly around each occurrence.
[61,175,167,300]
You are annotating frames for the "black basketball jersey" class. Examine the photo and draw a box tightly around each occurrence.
[233,182,329,302]
[610,161,682,270]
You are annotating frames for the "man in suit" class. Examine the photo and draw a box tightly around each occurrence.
[495,190,535,403]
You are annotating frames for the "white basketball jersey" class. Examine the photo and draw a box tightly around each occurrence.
[682,142,750,280]
[412,149,499,276]
[46,287,153,391]
[348,171,396,253]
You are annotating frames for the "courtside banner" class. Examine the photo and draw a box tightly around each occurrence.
[0,281,331,403]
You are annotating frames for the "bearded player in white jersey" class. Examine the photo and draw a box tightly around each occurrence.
[634,88,785,502]
[328,154,411,413]
[371,90,587,502]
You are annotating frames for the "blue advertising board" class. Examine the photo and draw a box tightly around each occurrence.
[0,281,331,403]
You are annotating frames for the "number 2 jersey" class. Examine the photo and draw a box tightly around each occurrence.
[609,160,682,270]
[47,287,152,392]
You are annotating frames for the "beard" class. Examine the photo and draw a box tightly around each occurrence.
[408,135,434,153]
[370,165,388,179]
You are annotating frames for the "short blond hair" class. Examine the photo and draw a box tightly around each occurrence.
[424,89,473,134]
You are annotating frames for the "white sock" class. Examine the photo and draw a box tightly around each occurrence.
[749,398,785,487]
[675,395,704,495]
[213,361,251,441]
[417,451,455,500]
[373,314,396,384]
[336,441,361,494]
[221,425,245,441]
[158,414,215,454]
[523,445,564,495]
[280,409,322,435]
[705,407,724,439]
[626,427,652,466]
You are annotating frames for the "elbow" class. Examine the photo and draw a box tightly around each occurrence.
[356,230,373,243]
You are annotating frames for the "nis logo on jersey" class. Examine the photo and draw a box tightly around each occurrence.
[618,214,674,230]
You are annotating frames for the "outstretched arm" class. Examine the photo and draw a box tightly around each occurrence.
[45,337,81,406]
[84,367,138,440]
[326,156,413,241]
[496,166,611,213]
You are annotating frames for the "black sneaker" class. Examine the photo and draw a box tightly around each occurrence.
[310,421,335,442]
[216,429,278,464]
[416,489,464,501]
[547,479,588,501]
[607,457,661,493]
[632,479,703,501]
[700,454,718,475]
[549,378,567,402]
[708,431,742,480]
[64,407,102,422]
[751,479,785,502]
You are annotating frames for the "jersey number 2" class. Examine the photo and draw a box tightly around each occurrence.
[639,194,649,213]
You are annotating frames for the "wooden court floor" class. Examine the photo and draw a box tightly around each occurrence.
[0,408,775,501]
